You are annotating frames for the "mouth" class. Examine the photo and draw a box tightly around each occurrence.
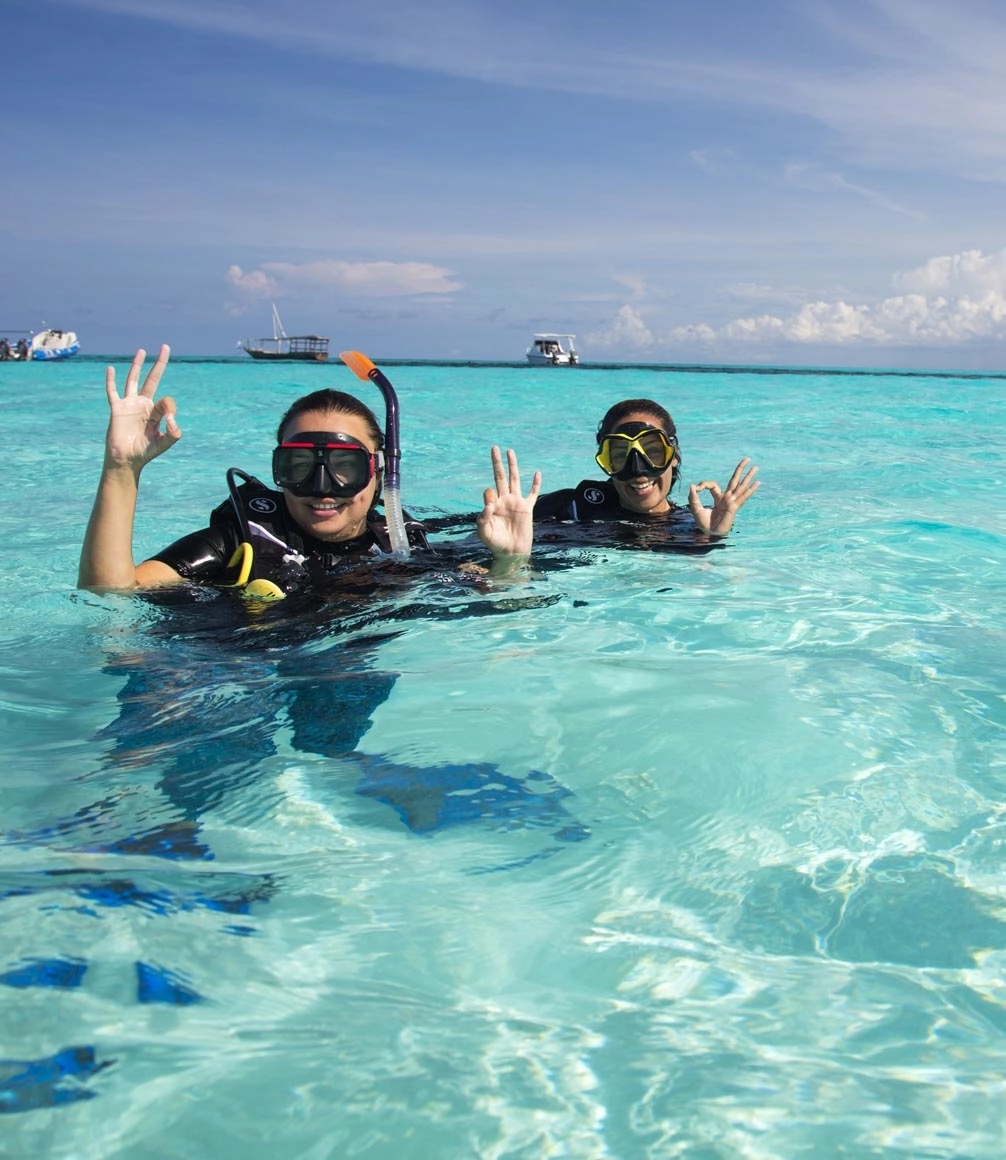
[305,499,347,513]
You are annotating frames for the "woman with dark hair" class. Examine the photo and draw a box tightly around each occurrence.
[71,347,579,887]
[532,397,758,537]
[78,345,538,594]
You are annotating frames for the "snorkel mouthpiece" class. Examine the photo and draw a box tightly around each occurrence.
[339,350,409,558]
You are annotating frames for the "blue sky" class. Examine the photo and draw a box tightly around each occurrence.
[4,0,1006,367]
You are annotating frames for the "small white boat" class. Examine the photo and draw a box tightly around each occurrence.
[526,333,578,366]
[30,328,80,360]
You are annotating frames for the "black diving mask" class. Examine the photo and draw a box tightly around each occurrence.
[272,432,384,498]
[596,423,678,480]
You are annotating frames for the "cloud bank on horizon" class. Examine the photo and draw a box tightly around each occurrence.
[6,0,1006,365]
[589,248,1006,352]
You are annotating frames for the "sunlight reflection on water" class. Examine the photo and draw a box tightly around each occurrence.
[2,358,1005,1156]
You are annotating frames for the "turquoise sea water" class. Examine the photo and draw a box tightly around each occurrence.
[2,354,1006,1157]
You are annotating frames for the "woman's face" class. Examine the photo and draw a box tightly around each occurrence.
[606,410,678,515]
[280,409,380,542]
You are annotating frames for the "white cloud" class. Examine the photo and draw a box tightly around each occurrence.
[601,248,1006,350]
[226,264,277,296]
[705,290,1006,347]
[893,247,1006,294]
[227,259,462,299]
[586,304,656,350]
[665,322,718,346]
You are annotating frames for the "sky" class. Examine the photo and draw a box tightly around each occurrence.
[4,0,1006,368]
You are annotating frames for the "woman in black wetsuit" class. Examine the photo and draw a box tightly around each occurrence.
[78,345,539,594]
[72,345,584,853]
[533,397,759,537]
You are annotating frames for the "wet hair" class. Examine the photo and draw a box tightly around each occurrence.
[596,398,677,444]
[276,389,384,448]
[596,398,680,489]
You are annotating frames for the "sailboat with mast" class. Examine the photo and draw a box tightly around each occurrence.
[238,304,329,362]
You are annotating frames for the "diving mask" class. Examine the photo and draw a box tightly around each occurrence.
[595,424,678,479]
[272,432,384,498]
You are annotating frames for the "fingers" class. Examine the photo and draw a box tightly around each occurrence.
[693,481,723,499]
[140,343,171,398]
[504,448,522,496]
[490,446,537,497]
[490,445,507,495]
[105,364,118,405]
[123,349,146,397]
[732,459,759,486]
[116,345,170,400]
[688,484,711,529]
[152,396,182,441]
[726,461,760,512]
[475,487,498,542]
[726,457,750,488]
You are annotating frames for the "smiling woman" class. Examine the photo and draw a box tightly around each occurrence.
[532,395,760,536]
[77,345,541,596]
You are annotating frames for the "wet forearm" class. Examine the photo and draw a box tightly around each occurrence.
[77,465,142,590]
[487,550,531,579]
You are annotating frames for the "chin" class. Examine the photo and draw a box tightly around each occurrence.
[616,479,668,512]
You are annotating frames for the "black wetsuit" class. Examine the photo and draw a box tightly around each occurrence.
[534,479,641,522]
[150,476,429,592]
[533,479,720,554]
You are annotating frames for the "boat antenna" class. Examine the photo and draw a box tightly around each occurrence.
[339,351,409,558]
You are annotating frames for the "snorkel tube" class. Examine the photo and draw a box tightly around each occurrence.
[339,350,410,559]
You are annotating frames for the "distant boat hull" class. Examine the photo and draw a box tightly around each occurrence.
[33,344,81,360]
[244,347,329,362]
[526,351,577,366]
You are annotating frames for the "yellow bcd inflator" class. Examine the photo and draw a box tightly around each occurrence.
[221,542,286,603]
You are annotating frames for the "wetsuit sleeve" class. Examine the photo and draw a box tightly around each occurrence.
[532,488,579,521]
[147,522,241,583]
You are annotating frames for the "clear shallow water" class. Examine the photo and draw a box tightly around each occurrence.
[2,355,1006,1156]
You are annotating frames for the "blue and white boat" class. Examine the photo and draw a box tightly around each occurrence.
[30,328,80,360]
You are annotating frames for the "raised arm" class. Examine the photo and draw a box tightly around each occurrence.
[77,345,184,591]
[476,446,541,576]
[688,457,760,537]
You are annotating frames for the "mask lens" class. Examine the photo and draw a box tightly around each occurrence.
[636,430,673,469]
[596,428,675,476]
[273,435,379,497]
[602,437,630,475]
[322,448,369,488]
[278,447,318,485]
